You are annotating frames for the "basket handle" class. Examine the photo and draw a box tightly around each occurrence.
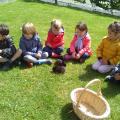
[76,79,102,107]
[85,79,102,96]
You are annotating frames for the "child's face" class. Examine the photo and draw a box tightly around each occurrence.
[51,25,60,35]
[108,29,117,40]
[23,33,33,39]
[0,34,5,41]
[76,29,86,37]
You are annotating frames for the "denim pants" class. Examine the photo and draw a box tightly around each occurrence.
[43,46,64,56]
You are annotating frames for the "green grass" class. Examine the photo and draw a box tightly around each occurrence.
[0,0,120,120]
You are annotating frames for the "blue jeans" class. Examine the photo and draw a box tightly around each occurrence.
[80,53,90,60]
[43,46,64,57]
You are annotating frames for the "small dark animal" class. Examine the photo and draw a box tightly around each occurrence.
[52,59,66,74]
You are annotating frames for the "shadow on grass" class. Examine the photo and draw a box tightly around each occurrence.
[79,64,106,81]
[61,103,79,120]
[102,81,120,99]
[22,0,120,19]
[78,64,120,99]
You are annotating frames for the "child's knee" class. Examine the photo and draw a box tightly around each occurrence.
[92,63,98,70]
[23,55,31,61]
[98,66,110,73]
[92,61,101,70]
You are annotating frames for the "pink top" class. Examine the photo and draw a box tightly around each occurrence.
[70,33,92,56]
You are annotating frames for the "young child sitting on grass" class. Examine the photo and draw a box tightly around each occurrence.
[43,19,64,58]
[0,24,21,70]
[19,22,52,68]
[92,21,120,73]
[64,21,92,63]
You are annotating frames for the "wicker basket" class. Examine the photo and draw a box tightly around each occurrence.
[70,79,110,120]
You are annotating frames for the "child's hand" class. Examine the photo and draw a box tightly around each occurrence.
[47,43,52,47]
[0,49,2,53]
[35,53,41,59]
[75,54,80,59]
[102,59,108,65]
[72,52,76,58]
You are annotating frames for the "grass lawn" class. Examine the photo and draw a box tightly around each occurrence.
[0,0,120,120]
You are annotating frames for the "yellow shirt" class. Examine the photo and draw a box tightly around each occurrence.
[97,36,120,65]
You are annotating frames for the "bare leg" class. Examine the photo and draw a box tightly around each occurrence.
[1,49,22,70]
[10,49,22,62]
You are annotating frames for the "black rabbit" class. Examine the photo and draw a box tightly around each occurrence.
[52,59,66,74]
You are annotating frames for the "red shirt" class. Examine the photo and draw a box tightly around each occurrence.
[45,29,64,49]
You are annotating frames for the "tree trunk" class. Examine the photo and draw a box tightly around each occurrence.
[55,0,57,4]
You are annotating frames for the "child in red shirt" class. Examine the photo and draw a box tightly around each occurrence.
[43,19,64,58]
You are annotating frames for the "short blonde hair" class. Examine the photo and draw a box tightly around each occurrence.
[51,19,62,30]
[22,22,36,35]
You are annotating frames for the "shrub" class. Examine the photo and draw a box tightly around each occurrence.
[90,0,120,10]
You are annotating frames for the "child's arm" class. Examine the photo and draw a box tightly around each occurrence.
[19,38,27,55]
[78,37,92,56]
[37,38,42,54]
[1,37,16,57]
[97,39,104,60]
[35,38,43,59]
[108,49,120,65]
[70,35,76,53]
[45,31,53,47]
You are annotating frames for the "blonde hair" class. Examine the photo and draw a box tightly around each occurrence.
[51,19,62,30]
[22,22,36,35]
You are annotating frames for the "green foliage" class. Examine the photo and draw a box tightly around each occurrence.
[90,0,120,10]
[110,0,120,10]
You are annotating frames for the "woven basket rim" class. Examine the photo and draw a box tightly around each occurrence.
[71,88,110,119]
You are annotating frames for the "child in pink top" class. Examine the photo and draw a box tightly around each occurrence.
[64,22,92,63]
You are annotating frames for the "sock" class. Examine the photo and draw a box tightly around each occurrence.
[35,59,52,65]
